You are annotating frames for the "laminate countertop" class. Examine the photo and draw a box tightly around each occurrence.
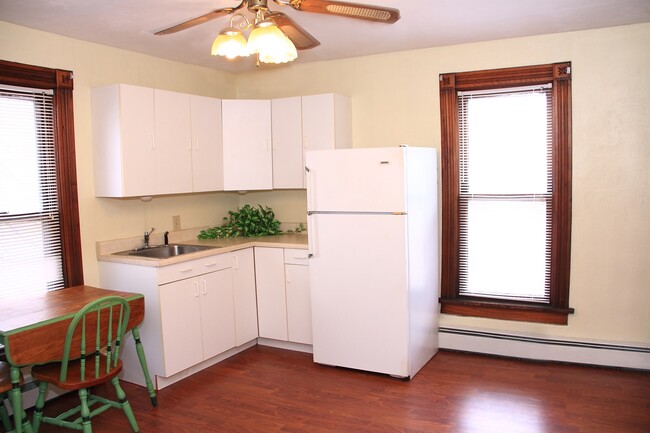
[96,229,307,267]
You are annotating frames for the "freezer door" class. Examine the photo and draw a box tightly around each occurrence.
[308,213,410,377]
[306,147,407,213]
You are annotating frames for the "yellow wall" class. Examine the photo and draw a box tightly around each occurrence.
[0,21,244,286]
[235,23,650,346]
[1,20,648,347]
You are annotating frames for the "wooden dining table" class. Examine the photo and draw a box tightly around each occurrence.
[0,285,157,433]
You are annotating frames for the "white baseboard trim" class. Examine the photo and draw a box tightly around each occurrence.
[257,338,313,354]
[439,327,650,370]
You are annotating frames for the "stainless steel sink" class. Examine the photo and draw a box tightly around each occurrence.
[115,244,221,259]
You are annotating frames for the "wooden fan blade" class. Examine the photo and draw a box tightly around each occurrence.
[267,11,321,50]
[289,0,400,23]
[155,2,246,35]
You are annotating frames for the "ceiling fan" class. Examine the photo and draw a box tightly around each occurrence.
[155,0,401,51]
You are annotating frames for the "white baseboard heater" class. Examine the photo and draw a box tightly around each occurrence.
[439,327,650,370]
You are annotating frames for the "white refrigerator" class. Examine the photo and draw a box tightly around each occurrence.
[306,146,439,379]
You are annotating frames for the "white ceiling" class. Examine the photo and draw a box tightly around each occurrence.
[1,0,649,73]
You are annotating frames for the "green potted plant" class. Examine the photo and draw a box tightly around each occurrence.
[198,204,282,239]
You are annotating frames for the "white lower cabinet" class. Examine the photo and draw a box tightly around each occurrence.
[99,247,258,389]
[255,248,288,340]
[284,249,312,345]
[232,248,258,346]
[255,247,312,345]
[99,245,311,388]
[159,267,235,376]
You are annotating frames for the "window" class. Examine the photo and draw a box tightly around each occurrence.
[439,63,573,324]
[0,60,83,299]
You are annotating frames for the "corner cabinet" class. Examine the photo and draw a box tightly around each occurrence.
[271,94,352,189]
[91,84,223,197]
[302,93,352,153]
[98,248,257,389]
[254,247,312,345]
[222,99,273,191]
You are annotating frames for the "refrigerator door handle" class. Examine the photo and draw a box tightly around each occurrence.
[305,165,315,213]
[307,213,316,258]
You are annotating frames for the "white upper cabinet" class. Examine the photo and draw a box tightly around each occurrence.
[302,93,352,152]
[271,93,352,189]
[271,96,304,189]
[191,95,224,192]
[92,86,350,196]
[154,89,193,195]
[92,84,156,197]
[92,84,223,197]
[222,99,273,191]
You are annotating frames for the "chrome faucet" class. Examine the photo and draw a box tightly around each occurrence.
[144,227,155,248]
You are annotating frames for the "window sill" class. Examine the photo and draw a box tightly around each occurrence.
[440,298,574,325]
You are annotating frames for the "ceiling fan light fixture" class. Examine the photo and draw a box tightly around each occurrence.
[211,27,251,59]
[247,19,298,64]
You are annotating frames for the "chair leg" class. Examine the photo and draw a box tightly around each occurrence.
[0,396,12,432]
[111,377,139,432]
[31,382,50,433]
[78,388,93,433]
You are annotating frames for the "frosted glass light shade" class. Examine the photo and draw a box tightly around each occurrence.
[211,28,250,59]
[247,23,297,64]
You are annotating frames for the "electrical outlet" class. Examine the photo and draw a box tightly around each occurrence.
[172,215,181,231]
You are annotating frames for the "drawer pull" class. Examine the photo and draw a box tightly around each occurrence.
[180,268,194,273]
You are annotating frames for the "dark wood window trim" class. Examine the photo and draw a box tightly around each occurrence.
[439,62,573,325]
[0,59,84,287]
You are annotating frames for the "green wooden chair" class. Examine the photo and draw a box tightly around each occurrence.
[1,360,29,433]
[30,296,139,433]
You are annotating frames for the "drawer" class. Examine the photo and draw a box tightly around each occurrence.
[158,253,233,284]
[284,248,309,266]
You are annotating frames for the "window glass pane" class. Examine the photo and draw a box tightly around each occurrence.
[0,96,42,213]
[465,92,548,194]
[461,199,548,301]
[0,88,63,300]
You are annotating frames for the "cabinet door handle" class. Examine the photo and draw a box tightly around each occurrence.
[233,255,239,270]
[194,281,200,297]
[286,268,291,284]
[201,279,207,295]
[150,133,155,150]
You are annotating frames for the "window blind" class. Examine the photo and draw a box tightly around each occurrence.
[457,85,552,303]
[0,86,63,300]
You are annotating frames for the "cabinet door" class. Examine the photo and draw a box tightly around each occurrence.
[285,264,312,345]
[91,84,156,197]
[191,95,224,192]
[159,278,203,376]
[154,89,193,194]
[199,268,236,359]
[254,247,288,341]
[232,248,258,346]
[271,97,304,189]
[302,93,352,152]
[222,99,272,191]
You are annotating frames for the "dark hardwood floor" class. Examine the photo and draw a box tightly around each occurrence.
[31,346,650,432]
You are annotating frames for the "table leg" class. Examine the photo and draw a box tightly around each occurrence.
[9,366,32,433]
[131,327,157,407]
